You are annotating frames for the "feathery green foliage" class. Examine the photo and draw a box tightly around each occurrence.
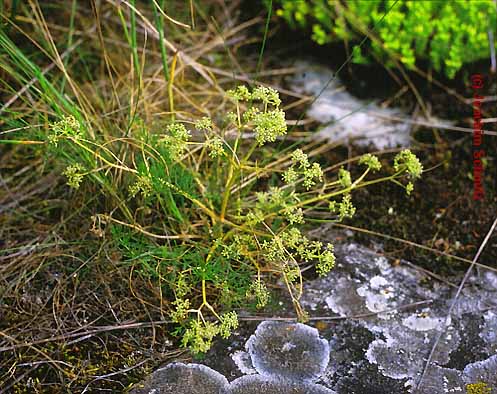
[41,85,422,353]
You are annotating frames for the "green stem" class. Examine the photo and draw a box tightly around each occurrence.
[220,108,242,221]
[152,0,169,82]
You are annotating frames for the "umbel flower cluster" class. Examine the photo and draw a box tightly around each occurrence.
[48,85,423,354]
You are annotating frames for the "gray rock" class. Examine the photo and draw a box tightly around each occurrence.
[480,311,497,355]
[299,230,497,392]
[132,231,497,394]
[130,363,228,394]
[289,60,411,149]
[289,60,453,150]
[333,360,410,394]
[222,375,336,394]
[463,355,497,389]
[245,321,330,382]
[415,366,464,394]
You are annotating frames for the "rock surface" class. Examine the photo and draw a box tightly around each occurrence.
[131,322,335,394]
[132,229,497,393]
[130,363,228,394]
[221,375,335,394]
[246,321,330,382]
[289,60,452,150]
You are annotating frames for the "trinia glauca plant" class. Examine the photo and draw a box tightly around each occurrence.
[48,85,423,353]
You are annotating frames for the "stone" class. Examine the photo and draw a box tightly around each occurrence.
[245,321,330,382]
[132,230,497,394]
[130,363,228,394]
[463,355,497,389]
[289,60,453,150]
[221,375,336,394]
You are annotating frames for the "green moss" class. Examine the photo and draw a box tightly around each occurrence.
[272,0,497,79]
[466,382,492,394]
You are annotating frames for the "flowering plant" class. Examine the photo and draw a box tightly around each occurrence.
[49,86,422,353]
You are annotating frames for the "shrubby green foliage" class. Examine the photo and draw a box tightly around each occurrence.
[273,0,497,78]
[48,86,422,353]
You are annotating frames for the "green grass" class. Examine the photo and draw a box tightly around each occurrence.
[0,1,429,391]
